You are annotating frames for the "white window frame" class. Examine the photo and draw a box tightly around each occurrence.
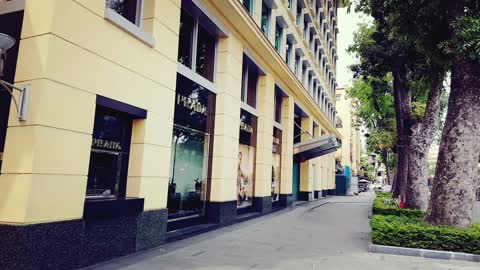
[104,0,156,47]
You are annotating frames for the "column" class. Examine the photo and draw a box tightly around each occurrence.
[253,75,275,213]
[299,116,313,201]
[207,36,243,224]
[280,96,294,206]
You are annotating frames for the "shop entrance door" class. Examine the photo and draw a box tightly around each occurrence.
[292,162,300,201]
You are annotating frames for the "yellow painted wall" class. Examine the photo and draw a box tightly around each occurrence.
[0,0,343,224]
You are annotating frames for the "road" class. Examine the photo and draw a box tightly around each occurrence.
[86,192,479,270]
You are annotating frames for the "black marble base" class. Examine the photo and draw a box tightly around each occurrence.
[328,189,336,196]
[298,191,313,201]
[322,190,328,197]
[205,200,237,225]
[314,190,321,199]
[80,215,139,267]
[136,209,168,251]
[279,194,293,207]
[253,196,272,214]
[0,219,83,270]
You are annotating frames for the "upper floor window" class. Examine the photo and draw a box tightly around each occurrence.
[274,88,283,124]
[295,53,301,77]
[242,0,254,14]
[286,40,293,65]
[178,8,216,82]
[296,3,302,25]
[275,23,283,52]
[287,0,293,9]
[261,1,271,35]
[241,55,260,109]
[106,0,142,25]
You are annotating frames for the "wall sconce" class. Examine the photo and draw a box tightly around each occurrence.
[0,33,29,121]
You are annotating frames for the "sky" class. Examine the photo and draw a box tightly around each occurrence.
[336,5,369,88]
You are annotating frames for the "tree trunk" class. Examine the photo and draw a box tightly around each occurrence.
[405,71,444,211]
[427,59,480,227]
[392,65,412,199]
[381,149,390,186]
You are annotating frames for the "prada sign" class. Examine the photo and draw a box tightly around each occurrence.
[240,121,253,134]
[92,138,122,151]
[174,74,214,133]
[176,94,208,116]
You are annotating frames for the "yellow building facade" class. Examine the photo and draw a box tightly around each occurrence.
[335,86,361,175]
[0,0,346,268]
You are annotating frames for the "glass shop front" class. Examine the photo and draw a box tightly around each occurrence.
[168,74,215,219]
[272,127,282,201]
[238,109,257,208]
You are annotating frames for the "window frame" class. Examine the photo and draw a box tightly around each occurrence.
[106,0,144,26]
[261,1,271,36]
[177,7,218,85]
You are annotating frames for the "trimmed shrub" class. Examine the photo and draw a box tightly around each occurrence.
[372,193,424,218]
[371,215,480,254]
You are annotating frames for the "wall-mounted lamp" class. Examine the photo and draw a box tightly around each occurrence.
[0,33,29,121]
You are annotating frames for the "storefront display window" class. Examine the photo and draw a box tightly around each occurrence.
[272,127,282,201]
[87,107,132,198]
[168,74,215,218]
[238,109,257,208]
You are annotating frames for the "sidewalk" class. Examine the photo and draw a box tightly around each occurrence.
[85,193,479,270]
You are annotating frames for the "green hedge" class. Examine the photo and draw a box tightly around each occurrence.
[372,193,425,218]
[371,215,480,254]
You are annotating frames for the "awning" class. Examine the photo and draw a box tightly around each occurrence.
[293,134,340,162]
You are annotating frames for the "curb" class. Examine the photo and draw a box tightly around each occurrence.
[369,243,480,262]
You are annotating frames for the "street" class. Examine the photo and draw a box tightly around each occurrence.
[85,193,479,270]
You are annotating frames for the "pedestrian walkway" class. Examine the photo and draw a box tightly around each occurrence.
[85,193,479,270]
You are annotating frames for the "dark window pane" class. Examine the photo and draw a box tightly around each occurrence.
[107,0,138,24]
[275,23,282,52]
[196,24,216,81]
[261,2,270,35]
[242,0,252,13]
[286,41,292,65]
[275,90,282,124]
[247,66,258,108]
[241,64,247,103]
[178,9,194,68]
[87,107,132,198]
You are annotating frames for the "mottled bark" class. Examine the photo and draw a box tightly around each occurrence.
[427,59,480,227]
[392,65,412,199]
[405,72,444,211]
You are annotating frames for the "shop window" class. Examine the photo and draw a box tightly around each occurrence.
[87,107,133,198]
[272,127,282,201]
[241,55,259,109]
[177,8,217,82]
[261,1,271,36]
[168,74,216,218]
[106,0,142,25]
[238,109,257,208]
